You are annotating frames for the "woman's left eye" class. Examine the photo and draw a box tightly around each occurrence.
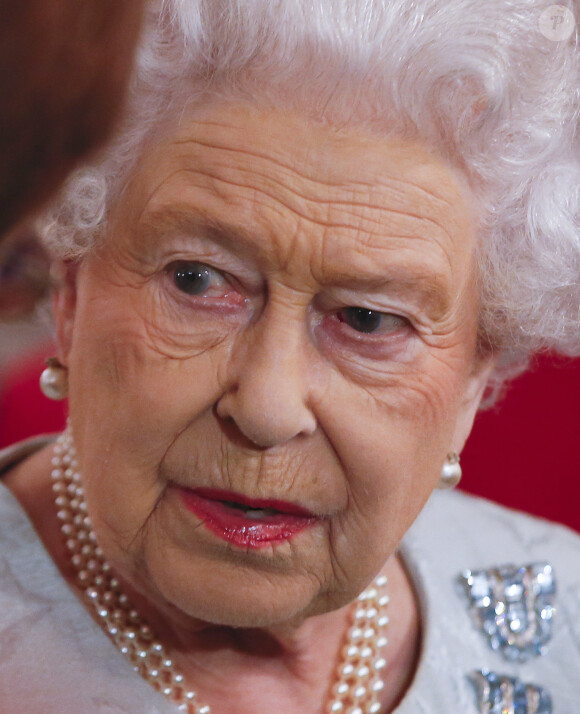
[169,261,226,296]
[337,306,408,335]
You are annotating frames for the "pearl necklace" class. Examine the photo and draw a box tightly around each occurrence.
[51,428,390,714]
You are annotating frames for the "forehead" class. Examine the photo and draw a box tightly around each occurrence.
[119,102,476,301]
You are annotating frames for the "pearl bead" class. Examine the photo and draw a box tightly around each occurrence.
[343,644,360,660]
[65,538,79,552]
[339,663,354,677]
[140,624,153,640]
[440,457,462,488]
[333,682,350,697]
[348,627,364,642]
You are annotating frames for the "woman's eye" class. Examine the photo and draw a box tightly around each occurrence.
[338,307,407,335]
[170,261,224,296]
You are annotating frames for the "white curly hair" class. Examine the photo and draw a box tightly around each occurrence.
[39,0,580,398]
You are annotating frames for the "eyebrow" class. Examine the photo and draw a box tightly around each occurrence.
[139,207,255,252]
[139,207,453,319]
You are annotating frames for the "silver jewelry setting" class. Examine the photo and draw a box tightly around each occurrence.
[470,669,552,714]
[459,563,556,662]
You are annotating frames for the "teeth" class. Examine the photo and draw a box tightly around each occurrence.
[245,509,266,519]
[244,508,278,519]
[221,500,279,519]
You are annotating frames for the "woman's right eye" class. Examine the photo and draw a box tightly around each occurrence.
[169,261,226,296]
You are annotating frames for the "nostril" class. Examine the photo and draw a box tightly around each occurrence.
[213,402,269,451]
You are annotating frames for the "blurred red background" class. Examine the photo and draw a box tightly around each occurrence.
[1,344,578,533]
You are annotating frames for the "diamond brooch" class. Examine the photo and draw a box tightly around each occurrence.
[459,562,556,662]
[470,669,552,714]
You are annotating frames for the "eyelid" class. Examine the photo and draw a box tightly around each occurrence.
[156,235,263,292]
[336,308,412,337]
[317,292,420,326]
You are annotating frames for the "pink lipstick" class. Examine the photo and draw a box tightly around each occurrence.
[179,488,317,548]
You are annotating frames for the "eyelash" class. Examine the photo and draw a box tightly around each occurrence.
[165,260,412,341]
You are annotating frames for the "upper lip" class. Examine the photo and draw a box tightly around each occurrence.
[187,487,316,518]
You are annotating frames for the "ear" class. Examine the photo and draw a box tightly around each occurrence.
[451,352,498,453]
[51,260,81,367]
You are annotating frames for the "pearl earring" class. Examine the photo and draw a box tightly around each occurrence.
[39,357,69,400]
[437,452,462,489]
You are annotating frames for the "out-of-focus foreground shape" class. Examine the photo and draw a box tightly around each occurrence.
[0,0,144,239]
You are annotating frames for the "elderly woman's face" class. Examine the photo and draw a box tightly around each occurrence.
[56,102,488,628]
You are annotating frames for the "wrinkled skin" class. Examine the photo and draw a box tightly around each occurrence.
[13,102,494,712]
[0,0,143,238]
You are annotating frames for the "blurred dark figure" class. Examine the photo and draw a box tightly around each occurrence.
[0,0,143,236]
[0,1,143,316]
[0,228,50,318]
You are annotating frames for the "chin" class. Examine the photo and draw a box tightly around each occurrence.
[144,549,327,631]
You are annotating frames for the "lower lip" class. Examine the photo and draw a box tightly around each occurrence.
[179,488,317,549]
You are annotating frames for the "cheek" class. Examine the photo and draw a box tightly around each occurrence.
[65,284,233,556]
[68,276,231,442]
[319,353,468,567]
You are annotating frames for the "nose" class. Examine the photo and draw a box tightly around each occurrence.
[215,313,317,448]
